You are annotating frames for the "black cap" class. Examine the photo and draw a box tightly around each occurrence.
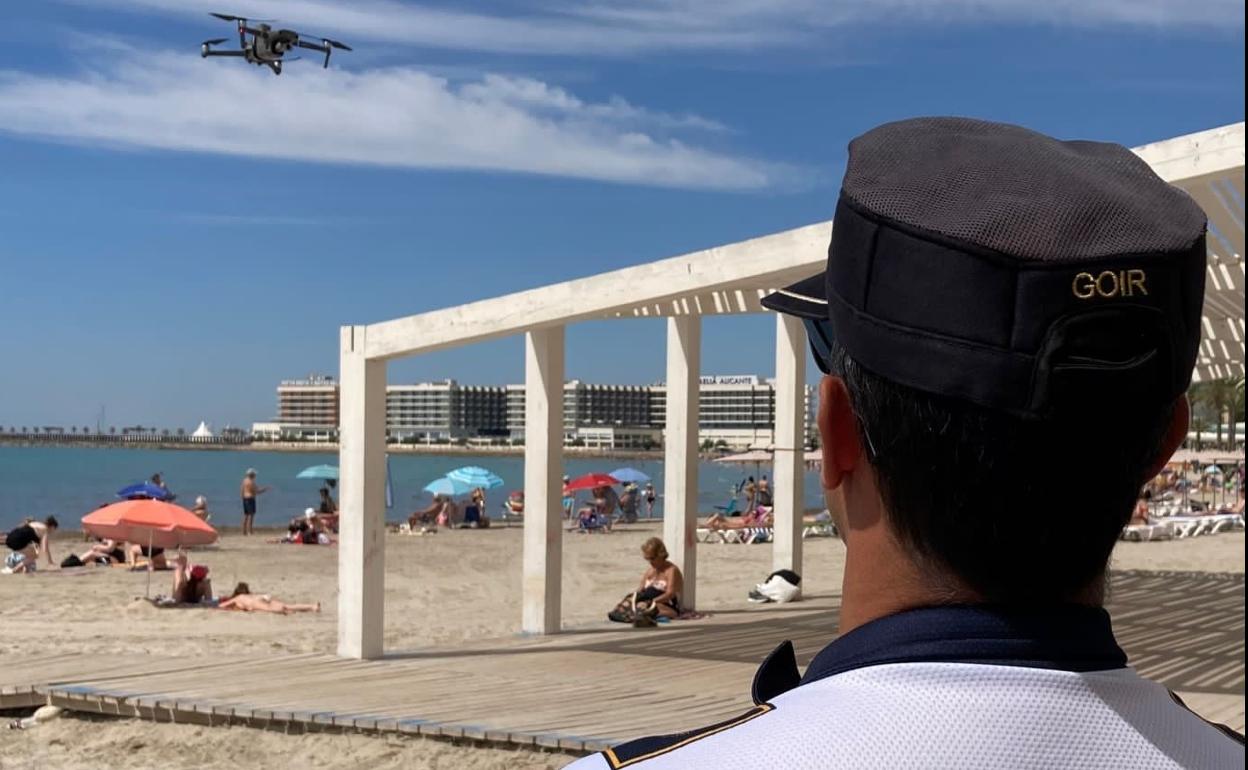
[763,117,1208,419]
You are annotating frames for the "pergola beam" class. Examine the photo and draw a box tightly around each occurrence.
[362,224,828,361]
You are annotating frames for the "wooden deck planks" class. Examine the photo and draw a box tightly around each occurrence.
[5,569,1242,754]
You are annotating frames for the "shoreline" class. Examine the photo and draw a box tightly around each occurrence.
[0,439,686,460]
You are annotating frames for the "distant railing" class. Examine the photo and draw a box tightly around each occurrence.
[0,433,253,446]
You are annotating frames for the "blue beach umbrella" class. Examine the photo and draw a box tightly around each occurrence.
[296,464,339,480]
[423,476,475,497]
[610,468,650,484]
[117,482,172,501]
[446,466,504,490]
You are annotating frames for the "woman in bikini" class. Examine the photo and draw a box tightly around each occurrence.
[218,582,320,614]
[634,537,683,619]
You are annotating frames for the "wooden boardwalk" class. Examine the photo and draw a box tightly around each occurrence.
[2,570,1242,753]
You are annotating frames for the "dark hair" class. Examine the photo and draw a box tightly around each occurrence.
[229,582,250,598]
[826,341,1175,603]
[45,516,59,529]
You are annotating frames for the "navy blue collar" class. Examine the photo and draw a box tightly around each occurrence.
[752,604,1127,705]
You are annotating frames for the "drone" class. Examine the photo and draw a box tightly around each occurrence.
[201,12,351,75]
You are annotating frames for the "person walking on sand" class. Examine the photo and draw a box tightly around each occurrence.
[240,468,269,536]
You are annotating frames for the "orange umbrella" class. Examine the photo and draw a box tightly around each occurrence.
[82,499,218,548]
[83,500,218,597]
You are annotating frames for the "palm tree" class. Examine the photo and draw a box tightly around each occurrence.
[109,426,116,435]
[1192,379,1241,450]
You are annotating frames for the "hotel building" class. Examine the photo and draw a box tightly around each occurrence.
[255,374,814,449]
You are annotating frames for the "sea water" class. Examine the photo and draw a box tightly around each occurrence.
[0,445,826,530]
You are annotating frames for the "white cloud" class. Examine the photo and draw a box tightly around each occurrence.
[64,0,1244,57]
[0,51,785,190]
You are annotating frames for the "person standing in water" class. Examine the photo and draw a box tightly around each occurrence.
[240,468,269,536]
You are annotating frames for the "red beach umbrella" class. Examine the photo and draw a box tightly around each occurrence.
[563,473,620,493]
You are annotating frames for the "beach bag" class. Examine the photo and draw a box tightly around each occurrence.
[747,569,801,604]
[608,589,663,625]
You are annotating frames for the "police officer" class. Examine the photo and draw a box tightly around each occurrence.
[568,117,1244,769]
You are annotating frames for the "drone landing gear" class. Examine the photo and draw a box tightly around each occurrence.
[266,60,282,76]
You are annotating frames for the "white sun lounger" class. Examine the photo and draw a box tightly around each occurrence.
[1120,522,1173,542]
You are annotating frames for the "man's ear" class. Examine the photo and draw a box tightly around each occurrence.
[819,375,865,491]
[1144,396,1191,481]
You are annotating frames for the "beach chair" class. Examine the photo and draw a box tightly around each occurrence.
[1120,522,1173,542]
[499,501,524,527]
[1167,515,1213,538]
[803,511,837,539]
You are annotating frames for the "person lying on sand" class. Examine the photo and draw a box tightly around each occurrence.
[65,538,125,567]
[218,582,320,614]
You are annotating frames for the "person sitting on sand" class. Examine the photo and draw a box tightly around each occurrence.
[4,516,58,573]
[409,496,445,529]
[170,551,213,604]
[127,543,168,570]
[438,498,460,528]
[628,537,684,620]
[218,582,320,614]
[191,496,211,522]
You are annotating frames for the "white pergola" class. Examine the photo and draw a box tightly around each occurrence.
[1134,122,1245,383]
[336,122,1246,659]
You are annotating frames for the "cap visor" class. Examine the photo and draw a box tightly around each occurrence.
[761,273,828,319]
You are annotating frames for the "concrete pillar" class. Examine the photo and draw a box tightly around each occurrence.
[522,326,565,634]
[663,316,701,610]
[772,314,806,581]
[337,325,387,659]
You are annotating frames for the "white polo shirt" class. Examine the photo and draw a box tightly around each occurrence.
[567,606,1244,769]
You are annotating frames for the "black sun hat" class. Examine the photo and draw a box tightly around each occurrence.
[763,117,1208,419]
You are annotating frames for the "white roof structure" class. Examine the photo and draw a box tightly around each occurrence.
[336,122,1246,661]
[191,421,214,439]
[365,123,1245,380]
[1134,122,1245,382]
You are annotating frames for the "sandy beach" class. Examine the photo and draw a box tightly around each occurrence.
[3,526,1243,768]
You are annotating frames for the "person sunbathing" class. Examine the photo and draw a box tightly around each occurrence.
[78,538,126,566]
[218,582,320,614]
[127,543,169,570]
[409,497,445,529]
[703,508,773,530]
[170,552,213,604]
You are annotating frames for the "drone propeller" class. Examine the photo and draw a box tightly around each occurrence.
[210,12,275,22]
[202,37,228,46]
[323,38,352,51]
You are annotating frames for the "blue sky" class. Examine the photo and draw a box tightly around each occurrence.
[0,0,1243,430]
